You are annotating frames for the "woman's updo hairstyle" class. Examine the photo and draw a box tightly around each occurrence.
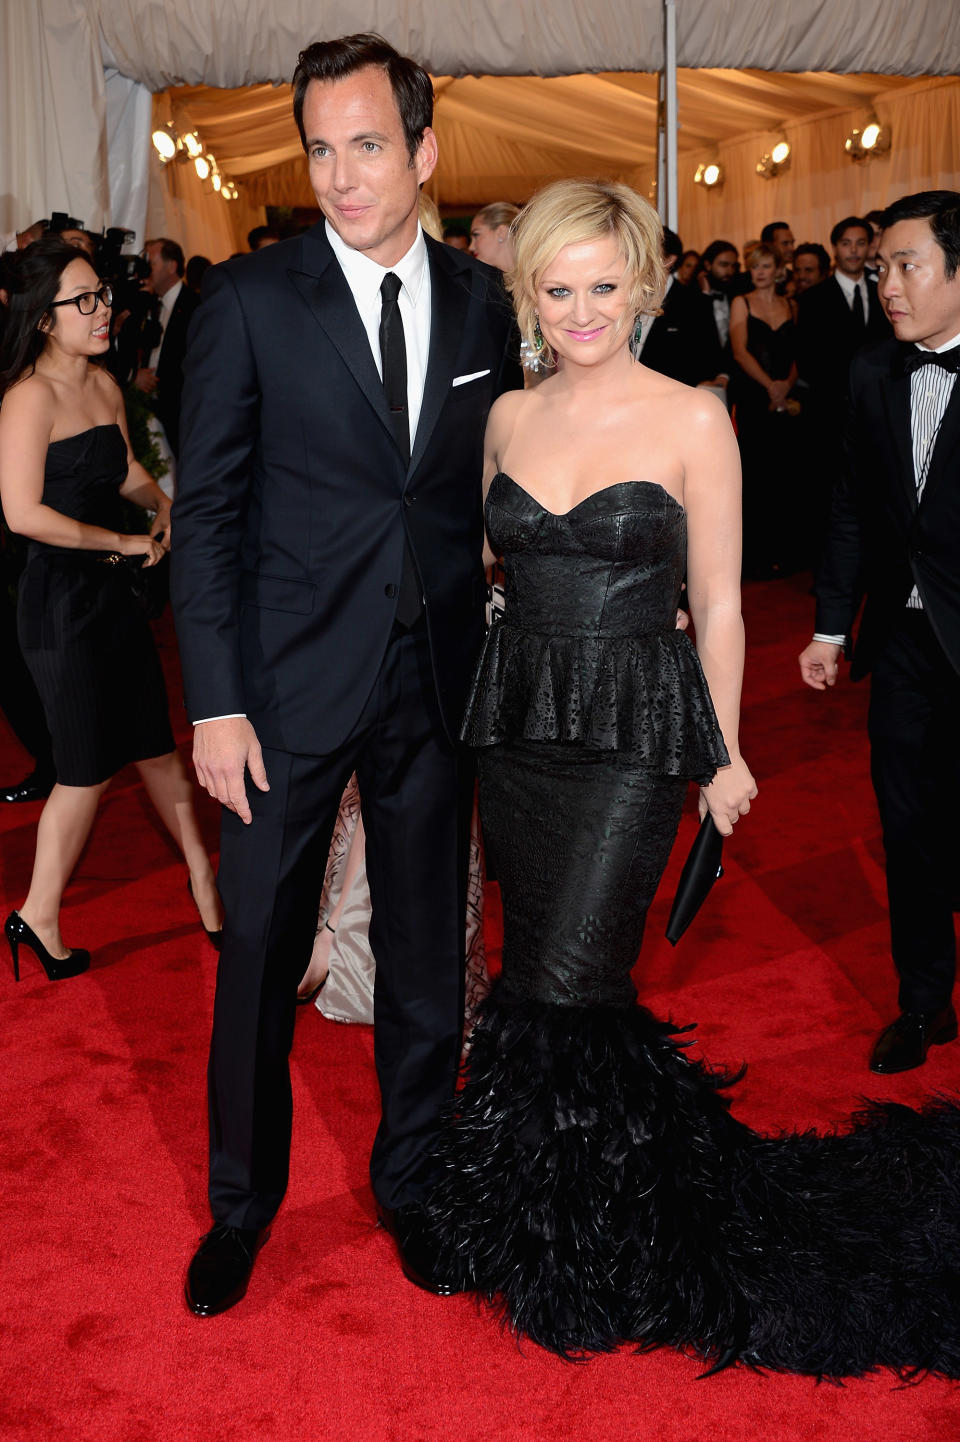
[506,179,666,369]
[0,236,92,397]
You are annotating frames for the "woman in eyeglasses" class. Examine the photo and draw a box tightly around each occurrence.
[0,236,222,981]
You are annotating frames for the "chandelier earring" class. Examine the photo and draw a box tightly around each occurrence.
[533,313,544,353]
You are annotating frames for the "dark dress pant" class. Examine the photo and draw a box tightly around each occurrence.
[867,609,960,1014]
[208,624,471,1228]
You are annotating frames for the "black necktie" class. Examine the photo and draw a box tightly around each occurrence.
[903,347,960,377]
[851,282,865,332]
[379,272,421,627]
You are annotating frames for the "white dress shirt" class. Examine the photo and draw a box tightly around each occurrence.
[812,326,960,644]
[194,223,432,725]
[324,219,431,444]
[834,269,870,322]
[148,279,183,370]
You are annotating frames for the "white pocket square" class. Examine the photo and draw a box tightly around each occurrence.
[452,369,491,387]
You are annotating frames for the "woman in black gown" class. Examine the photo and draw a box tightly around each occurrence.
[420,181,960,1377]
[729,244,801,578]
[0,238,222,980]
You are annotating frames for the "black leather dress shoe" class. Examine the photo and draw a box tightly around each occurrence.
[869,1005,958,1074]
[376,1204,461,1296]
[0,771,54,803]
[185,1223,269,1316]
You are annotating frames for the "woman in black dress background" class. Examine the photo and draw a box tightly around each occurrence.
[0,238,221,980]
[729,243,801,578]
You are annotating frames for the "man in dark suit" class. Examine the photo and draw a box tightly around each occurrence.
[796,216,893,565]
[171,34,520,1316]
[639,227,722,387]
[799,190,960,1074]
[132,238,199,459]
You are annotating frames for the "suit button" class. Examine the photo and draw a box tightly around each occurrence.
[385,582,398,598]
[404,494,416,507]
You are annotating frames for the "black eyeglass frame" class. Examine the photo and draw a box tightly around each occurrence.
[48,284,113,315]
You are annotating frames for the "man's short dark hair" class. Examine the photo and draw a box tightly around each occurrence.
[880,190,960,280]
[662,226,683,263]
[292,33,433,163]
[760,221,790,243]
[793,242,830,276]
[247,225,281,250]
[701,239,737,269]
[830,216,872,249]
[145,237,185,276]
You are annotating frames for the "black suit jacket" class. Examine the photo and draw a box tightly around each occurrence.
[171,226,521,753]
[153,283,199,458]
[796,274,891,406]
[815,338,960,680]
[642,279,722,387]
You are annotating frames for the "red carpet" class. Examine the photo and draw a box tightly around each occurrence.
[2,577,959,1441]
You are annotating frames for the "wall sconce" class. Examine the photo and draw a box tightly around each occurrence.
[756,138,791,180]
[694,161,724,189]
[151,123,180,163]
[845,119,891,161]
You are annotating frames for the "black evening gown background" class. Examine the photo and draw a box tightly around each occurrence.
[730,307,802,577]
[424,473,960,1377]
[17,424,174,786]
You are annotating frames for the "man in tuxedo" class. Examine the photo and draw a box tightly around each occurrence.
[132,238,199,459]
[639,228,723,387]
[797,217,893,566]
[171,33,520,1316]
[791,242,829,296]
[799,190,960,1074]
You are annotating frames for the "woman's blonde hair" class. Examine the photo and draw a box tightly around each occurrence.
[506,179,665,368]
[473,201,521,233]
[418,191,443,243]
[745,242,776,271]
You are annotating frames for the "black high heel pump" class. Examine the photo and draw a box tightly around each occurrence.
[5,911,90,981]
[187,880,223,951]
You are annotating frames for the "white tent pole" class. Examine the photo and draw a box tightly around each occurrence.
[663,0,678,232]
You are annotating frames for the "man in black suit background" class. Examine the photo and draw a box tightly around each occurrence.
[639,227,723,387]
[796,216,892,566]
[132,238,199,461]
[171,34,520,1316]
[799,190,960,1075]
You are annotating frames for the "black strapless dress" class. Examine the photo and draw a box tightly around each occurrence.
[17,425,174,786]
[423,474,960,1377]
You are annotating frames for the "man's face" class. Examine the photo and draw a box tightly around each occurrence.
[792,253,824,294]
[302,67,437,267]
[833,227,870,279]
[877,217,960,349]
[145,243,178,296]
[770,226,795,266]
[707,249,737,288]
[60,228,96,259]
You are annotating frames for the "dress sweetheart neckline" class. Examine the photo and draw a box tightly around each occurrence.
[48,422,122,448]
[492,473,685,518]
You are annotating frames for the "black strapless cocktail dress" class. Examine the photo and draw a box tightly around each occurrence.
[424,474,960,1377]
[17,424,174,786]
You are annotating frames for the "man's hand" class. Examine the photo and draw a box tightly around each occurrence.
[799,639,841,691]
[133,366,158,394]
[193,717,269,824]
[17,221,47,248]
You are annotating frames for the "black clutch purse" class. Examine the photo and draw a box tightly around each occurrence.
[665,814,724,945]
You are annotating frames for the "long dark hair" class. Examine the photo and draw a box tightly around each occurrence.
[0,236,93,398]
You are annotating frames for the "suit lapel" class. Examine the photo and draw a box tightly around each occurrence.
[409,239,472,476]
[286,226,397,451]
[879,360,919,513]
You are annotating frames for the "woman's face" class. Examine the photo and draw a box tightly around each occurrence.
[470,218,508,268]
[45,256,111,358]
[749,254,777,289]
[536,234,633,370]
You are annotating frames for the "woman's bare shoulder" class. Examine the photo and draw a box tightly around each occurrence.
[0,368,56,431]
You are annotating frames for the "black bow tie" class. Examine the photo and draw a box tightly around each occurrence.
[903,347,960,376]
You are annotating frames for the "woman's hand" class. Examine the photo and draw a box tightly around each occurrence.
[149,504,172,554]
[767,379,790,410]
[116,532,166,567]
[699,756,757,836]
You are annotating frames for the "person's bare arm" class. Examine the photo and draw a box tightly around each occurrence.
[681,389,758,834]
[0,378,163,563]
[112,377,171,555]
[480,390,526,568]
